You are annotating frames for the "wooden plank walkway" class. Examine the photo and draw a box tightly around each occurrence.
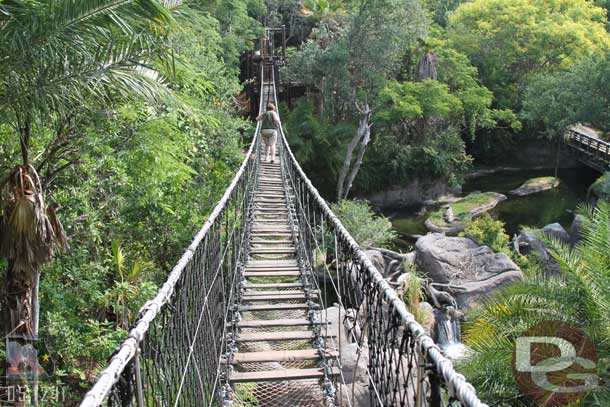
[227,118,337,405]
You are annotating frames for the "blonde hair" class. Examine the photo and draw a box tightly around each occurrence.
[266,103,276,111]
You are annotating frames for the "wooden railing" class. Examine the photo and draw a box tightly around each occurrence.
[565,128,610,169]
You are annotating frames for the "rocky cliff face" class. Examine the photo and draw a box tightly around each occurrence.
[360,177,460,209]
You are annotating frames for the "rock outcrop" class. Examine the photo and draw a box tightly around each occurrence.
[509,177,560,196]
[515,222,572,274]
[364,248,416,284]
[415,233,523,310]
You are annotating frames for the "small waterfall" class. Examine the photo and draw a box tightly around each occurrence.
[434,307,467,359]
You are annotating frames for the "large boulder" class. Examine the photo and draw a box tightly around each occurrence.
[415,234,522,310]
[516,222,572,274]
[541,223,570,243]
[570,215,586,245]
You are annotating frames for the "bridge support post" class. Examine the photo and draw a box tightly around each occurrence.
[428,365,442,407]
[134,350,144,407]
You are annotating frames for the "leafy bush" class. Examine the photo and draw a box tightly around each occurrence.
[460,213,510,254]
[330,200,396,248]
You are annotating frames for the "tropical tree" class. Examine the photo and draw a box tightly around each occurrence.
[448,0,610,111]
[0,0,172,340]
[460,202,610,406]
[523,53,610,136]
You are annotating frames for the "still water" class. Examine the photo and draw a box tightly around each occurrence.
[386,167,600,249]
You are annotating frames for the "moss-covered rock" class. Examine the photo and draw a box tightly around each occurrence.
[590,172,610,200]
[425,192,507,233]
[509,176,560,196]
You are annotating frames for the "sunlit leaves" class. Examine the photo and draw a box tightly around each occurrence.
[448,0,610,110]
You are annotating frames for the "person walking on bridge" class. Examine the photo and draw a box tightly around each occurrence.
[256,103,281,163]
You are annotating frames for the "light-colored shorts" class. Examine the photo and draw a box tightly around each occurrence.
[261,129,277,146]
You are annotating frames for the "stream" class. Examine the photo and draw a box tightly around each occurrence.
[386,166,601,250]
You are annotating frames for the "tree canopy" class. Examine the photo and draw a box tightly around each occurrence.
[448,0,610,110]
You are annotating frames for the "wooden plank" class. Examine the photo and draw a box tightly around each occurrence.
[238,303,309,312]
[250,233,293,238]
[250,240,293,244]
[242,290,318,297]
[242,293,314,302]
[249,249,296,254]
[229,367,340,383]
[244,267,300,272]
[245,263,299,268]
[242,283,304,289]
[230,349,338,364]
[234,318,314,328]
[243,272,300,278]
[237,331,317,342]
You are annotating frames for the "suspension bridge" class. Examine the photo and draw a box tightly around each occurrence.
[79,33,487,407]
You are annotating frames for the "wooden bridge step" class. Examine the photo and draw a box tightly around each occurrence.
[242,290,318,297]
[230,349,338,364]
[253,210,289,215]
[250,240,293,245]
[236,331,319,342]
[242,293,316,302]
[246,261,298,267]
[250,232,293,237]
[251,229,292,234]
[238,303,309,312]
[257,187,284,192]
[257,184,282,188]
[233,318,325,328]
[229,367,340,383]
[244,266,300,271]
[243,271,301,277]
[242,283,304,289]
[249,248,296,254]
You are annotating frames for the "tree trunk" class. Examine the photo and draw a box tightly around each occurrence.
[337,103,372,201]
[554,136,561,178]
[416,51,439,81]
[2,260,35,337]
[342,107,372,199]
[337,123,364,200]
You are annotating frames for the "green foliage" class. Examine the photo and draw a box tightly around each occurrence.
[378,79,463,129]
[0,0,172,131]
[282,99,354,196]
[523,53,610,138]
[425,0,471,26]
[459,202,610,406]
[448,0,610,111]
[460,213,510,254]
[402,270,435,330]
[286,0,428,120]
[330,200,396,247]
[359,126,472,191]
[0,1,259,397]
